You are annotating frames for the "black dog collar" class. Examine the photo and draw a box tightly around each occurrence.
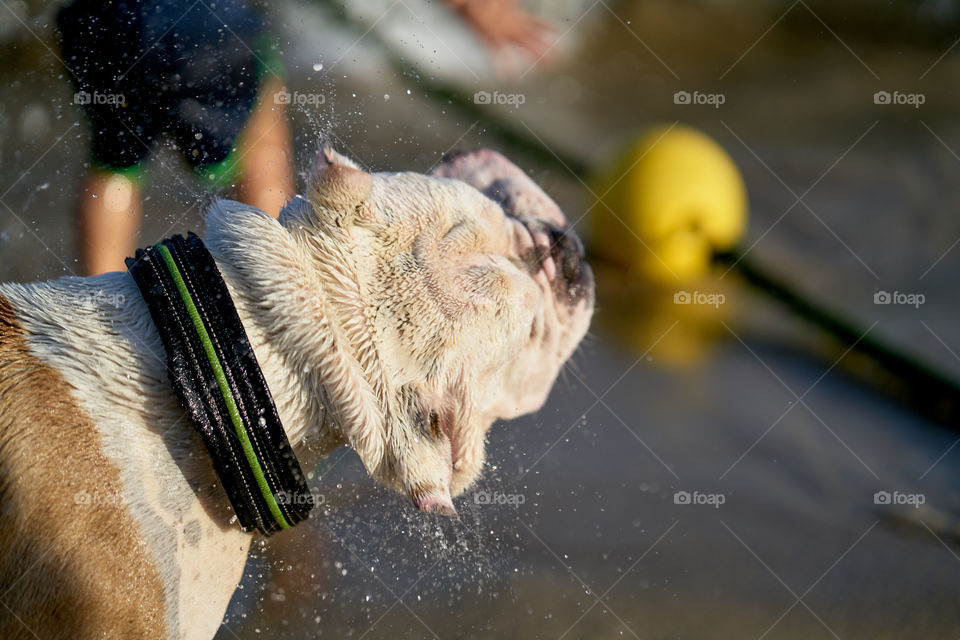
[127,233,314,536]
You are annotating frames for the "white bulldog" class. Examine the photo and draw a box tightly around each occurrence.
[0,146,593,639]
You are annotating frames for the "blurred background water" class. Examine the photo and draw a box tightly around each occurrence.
[2,1,960,638]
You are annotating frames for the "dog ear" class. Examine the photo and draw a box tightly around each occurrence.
[385,384,452,516]
[304,143,373,227]
[438,372,489,498]
[398,371,489,516]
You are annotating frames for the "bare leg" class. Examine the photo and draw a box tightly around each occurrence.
[76,169,142,276]
[234,78,295,218]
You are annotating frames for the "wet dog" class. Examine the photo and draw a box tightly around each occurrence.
[0,146,593,639]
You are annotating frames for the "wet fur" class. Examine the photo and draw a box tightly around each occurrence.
[0,296,167,639]
[0,148,593,639]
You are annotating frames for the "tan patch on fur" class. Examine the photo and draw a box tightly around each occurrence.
[0,296,166,639]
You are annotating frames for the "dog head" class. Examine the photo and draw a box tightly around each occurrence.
[280,145,593,515]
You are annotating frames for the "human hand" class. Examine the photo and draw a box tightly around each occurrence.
[447,0,555,63]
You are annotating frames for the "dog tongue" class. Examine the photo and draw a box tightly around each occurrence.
[430,150,567,228]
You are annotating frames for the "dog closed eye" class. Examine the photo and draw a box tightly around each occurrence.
[427,410,443,439]
[440,221,485,253]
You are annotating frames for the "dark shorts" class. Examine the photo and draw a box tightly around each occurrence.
[57,0,282,182]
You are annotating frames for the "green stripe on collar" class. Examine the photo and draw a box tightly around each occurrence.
[127,233,314,536]
[153,242,292,531]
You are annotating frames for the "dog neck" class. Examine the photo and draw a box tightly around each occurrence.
[202,200,387,474]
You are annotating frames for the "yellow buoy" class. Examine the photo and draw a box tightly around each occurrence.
[591,124,748,282]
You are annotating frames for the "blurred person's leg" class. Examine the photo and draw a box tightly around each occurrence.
[234,77,294,218]
[57,1,154,276]
[76,169,142,275]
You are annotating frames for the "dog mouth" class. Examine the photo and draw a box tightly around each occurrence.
[429,148,594,304]
[511,216,592,305]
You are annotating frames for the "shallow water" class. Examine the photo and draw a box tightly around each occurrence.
[2,1,959,638]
